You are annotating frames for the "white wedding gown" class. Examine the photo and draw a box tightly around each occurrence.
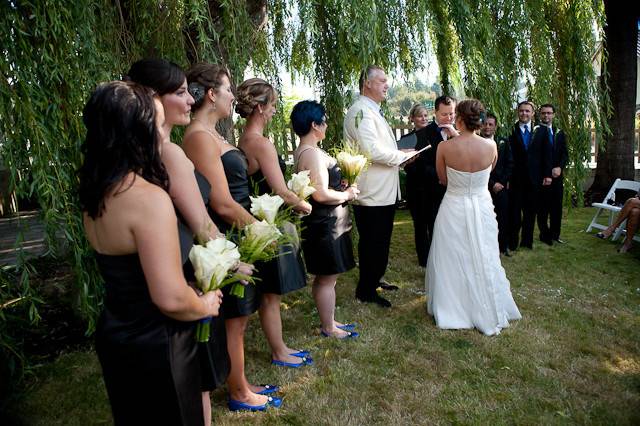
[426,166,521,336]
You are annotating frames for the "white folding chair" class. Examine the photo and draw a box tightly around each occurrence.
[586,178,640,242]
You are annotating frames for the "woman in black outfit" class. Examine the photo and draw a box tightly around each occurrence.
[183,64,281,412]
[236,78,313,367]
[79,81,222,425]
[291,100,360,339]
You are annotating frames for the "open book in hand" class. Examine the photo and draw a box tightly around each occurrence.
[400,145,431,166]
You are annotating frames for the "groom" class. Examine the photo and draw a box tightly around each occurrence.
[344,65,413,308]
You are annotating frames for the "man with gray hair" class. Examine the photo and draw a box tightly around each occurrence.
[343,65,414,308]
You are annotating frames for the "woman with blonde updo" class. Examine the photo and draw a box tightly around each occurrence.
[236,78,313,367]
[426,99,521,336]
[183,64,282,412]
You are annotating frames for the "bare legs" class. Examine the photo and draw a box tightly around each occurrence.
[202,392,211,426]
[259,293,303,364]
[620,205,640,253]
[600,198,640,241]
[225,316,267,405]
[313,274,350,338]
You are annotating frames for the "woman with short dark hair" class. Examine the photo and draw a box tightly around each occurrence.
[292,100,360,339]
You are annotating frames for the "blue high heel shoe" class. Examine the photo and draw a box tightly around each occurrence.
[271,356,313,368]
[321,330,359,339]
[336,323,356,332]
[256,384,279,395]
[228,396,282,412]
[290,350,310,358]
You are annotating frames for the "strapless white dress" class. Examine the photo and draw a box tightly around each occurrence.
[426,166,521,335]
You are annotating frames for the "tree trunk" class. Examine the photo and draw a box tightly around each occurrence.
[587,1,638,203]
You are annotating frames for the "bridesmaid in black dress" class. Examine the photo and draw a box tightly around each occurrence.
[183,63,281,412]
[236,78,313,367]
[125,59,254,423]
[291,100,360,339]
[79,81,223,425]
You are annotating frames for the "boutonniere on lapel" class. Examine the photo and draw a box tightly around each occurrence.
[533,125,541,133]
[355,109,364,129]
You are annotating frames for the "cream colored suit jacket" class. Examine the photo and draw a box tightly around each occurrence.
[343,96,410,206]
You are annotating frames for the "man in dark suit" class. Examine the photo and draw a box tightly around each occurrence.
[508,100,552,249]
[404,95,457,266]
[482,112,513,256]
[536,104,568,244]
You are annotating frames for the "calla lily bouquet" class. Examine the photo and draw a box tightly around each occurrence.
[189,237,249,342]
[238,193,287,265]
[287,170,316,200]
[334,142,369,186]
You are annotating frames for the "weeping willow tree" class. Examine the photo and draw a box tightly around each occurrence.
[0,0,608,344]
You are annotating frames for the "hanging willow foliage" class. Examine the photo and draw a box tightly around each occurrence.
[0,0,606,334]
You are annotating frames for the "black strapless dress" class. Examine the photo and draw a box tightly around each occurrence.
[249,157,307,295]
[95,253,203,426]
[209,149,261,317]
[176,171,230,391]
[301,162,356,275]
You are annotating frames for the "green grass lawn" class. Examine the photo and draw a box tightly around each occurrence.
[6,208,640,425]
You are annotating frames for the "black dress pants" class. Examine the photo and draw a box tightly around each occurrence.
[491,187,509,252]
[353,204,396,298]
[537,176,563,240]
[509,184,540,249]
[406,186,429,266]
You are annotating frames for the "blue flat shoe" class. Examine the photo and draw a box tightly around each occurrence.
[321,330,359,339]
[336,323,356,331]
[290,350,310,358]
[256,384,279,395]
[271,356,312,368]
[228,396,282,412]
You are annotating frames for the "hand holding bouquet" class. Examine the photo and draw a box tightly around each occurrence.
[189,237,246,342]
[335,143,369,186]
[287,170,316,200]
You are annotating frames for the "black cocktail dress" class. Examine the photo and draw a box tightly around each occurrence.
[249,156,307,295]
[177,170,230,391]
[95,253,203,426]
[209,149,261,317]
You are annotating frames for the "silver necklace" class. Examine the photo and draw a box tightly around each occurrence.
[193,118,228,144]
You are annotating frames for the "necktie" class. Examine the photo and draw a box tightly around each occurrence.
[379,108,384,117]
[548,127,554,146]
[523,126,531,150]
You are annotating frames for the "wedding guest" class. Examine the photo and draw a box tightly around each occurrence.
[343,65,414,307]
[596,191,640,253]
[80,81,222,425]
[481,112,513,256]
[405,95,458,266]
[183,63,281,412]
[126,58,253,423]
[292,100,360,339]
[536,104,568,245]
[236,78,313,366]
[508,101,552,250]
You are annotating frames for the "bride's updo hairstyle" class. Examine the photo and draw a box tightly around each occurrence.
[456,99,486,131]
[79,81,168,219]
[186,63,231,111]
[235,78,277,118]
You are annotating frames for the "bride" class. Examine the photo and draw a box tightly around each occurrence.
[425,99,521,336]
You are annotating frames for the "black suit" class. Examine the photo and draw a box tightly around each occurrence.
[488,137,513,252]
[537,126,568,241]
[404,121,447,265]
[508,122,552,249]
